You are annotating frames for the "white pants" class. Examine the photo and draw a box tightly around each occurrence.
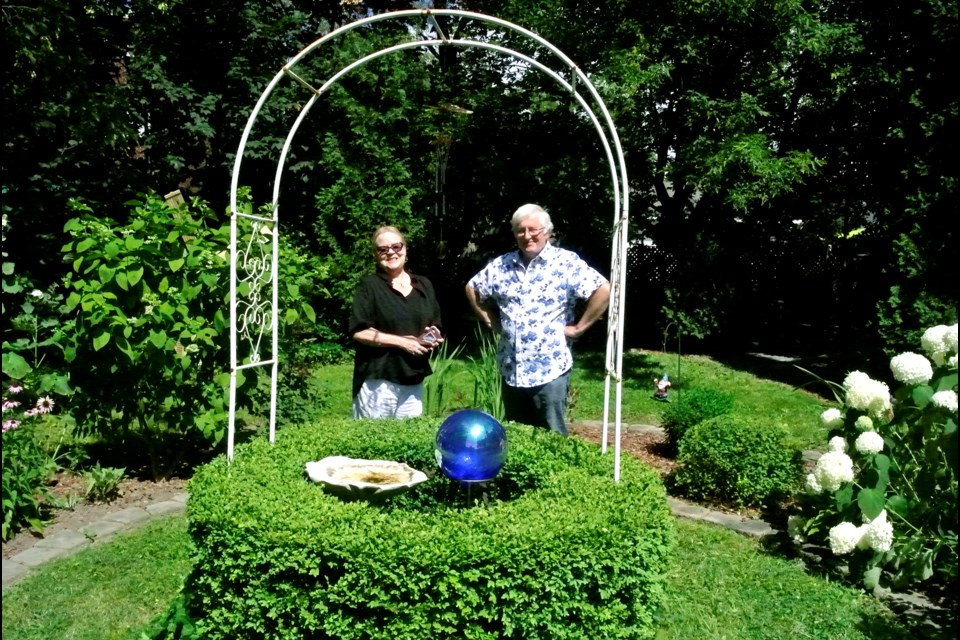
[352,379,424,419]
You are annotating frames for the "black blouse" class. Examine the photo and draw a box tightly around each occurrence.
[348,272,443,398]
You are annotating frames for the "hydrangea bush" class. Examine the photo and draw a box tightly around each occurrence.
[790,324,958,590]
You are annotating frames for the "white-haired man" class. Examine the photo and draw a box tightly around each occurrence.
[465,204,610,435]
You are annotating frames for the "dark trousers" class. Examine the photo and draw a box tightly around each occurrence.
[501,370,571,436]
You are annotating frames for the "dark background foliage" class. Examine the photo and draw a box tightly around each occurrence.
[3,0,956,373]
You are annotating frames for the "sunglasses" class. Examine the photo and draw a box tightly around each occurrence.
[376,242,405,256]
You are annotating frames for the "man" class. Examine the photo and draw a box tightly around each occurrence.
[465,203,611,435]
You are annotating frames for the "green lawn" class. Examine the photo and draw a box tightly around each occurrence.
[310,347,834,449]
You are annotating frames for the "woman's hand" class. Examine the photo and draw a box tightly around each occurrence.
[400,335,431,356]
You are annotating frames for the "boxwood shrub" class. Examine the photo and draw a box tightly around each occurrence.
[659,387,734,451]
[670,414,803,509]
[179,418,675,640]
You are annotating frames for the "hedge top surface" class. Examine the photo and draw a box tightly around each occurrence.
[188,418,672,551]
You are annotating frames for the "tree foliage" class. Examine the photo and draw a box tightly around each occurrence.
[3,0,956,361]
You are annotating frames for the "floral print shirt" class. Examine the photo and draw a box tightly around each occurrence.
[468,243,606,388]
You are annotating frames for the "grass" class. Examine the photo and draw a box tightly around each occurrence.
[311,347,834,449]
[2,516,916,640]
[5,348,937,639]
[2,517,193,640]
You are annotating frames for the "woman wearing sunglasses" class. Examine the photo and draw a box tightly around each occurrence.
[348,226,444,419]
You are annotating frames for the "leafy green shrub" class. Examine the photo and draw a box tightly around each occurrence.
[790,323,958,590]
[660,387,734,450]
[671,415,803,509]
[166,419,675,640]
[59,194,232,475]
[82,463,126,503]
[2,385,58,541]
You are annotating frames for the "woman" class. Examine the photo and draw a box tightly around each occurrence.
[348,226,444,418]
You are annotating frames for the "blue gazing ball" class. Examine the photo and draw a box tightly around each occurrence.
[435,409,508,483]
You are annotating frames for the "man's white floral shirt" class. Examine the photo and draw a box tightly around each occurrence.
[468,243,606,388]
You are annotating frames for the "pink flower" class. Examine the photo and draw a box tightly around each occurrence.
[35,396,55,414]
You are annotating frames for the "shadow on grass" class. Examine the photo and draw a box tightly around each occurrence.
[575,348,673,392]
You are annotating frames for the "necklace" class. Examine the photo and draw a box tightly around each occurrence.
[389,271,412,294]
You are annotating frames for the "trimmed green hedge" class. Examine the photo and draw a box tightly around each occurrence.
[671,415,804,508]
[181,418,675,639]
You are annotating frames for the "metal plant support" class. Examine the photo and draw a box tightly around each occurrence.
[228,9,631,480]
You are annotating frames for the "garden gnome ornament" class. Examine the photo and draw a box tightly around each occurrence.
[653,373,671,401]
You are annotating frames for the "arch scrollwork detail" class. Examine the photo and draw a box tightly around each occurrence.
[235,220,275,365]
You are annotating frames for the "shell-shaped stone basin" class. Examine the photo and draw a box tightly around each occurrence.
[306,456,428,502]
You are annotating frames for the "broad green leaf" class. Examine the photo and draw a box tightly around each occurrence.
[169,258,185,272]
[98,264,116,283]
[213,309,227,332]
[857,487,885,520]
[862,566,882,591]
[116,271,129,290]
[127,266,145,286]
[93,332,111,351]
[76,237,96,253]
[885,494,910,518]
[935,371,958,392]
[150,330,168,348]
[159,276,170,293]
[285,308,299,324]
[2,352,32,379]
[911,385,933,406]
[287,283,300,297]
[2,261,14,275]
[105,242,122,259]
[200,272,219,288]
[124,236,144,251]
[40,372,74,396]
[115,335,136,361]
[302,302,316,322]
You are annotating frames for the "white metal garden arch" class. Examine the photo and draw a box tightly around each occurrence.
[228,8,632,480]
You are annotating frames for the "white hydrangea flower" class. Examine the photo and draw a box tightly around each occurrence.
[842,371,891,419]
[820,408,844,429]
[813,450,855,492]
[854,431,884,455]
[787,515,806,544]
[944,324,958,354]
[828,436,847,453]
[861,510,894,553]
[949,355,958,369]
[931,390,958,414]
[889,352,933,385]
[921,325,952,366]
[829,521,863,555]
[854,415,874,432]
[805,472,822,494]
